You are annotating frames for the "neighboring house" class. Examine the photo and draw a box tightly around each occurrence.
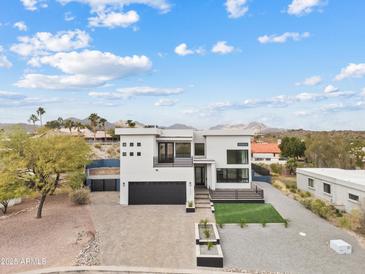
[115,128,255,205]
[86,159,120,191]
[251,142,283,163]
[297,168,365,213]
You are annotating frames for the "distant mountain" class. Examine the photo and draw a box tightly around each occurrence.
[210,122,285,134]
[165,123,197,130]
[64,117,115,129]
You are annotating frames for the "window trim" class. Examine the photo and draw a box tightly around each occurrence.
[308,178,315,189]
[158,142,174,163]
[122,152,127,156]
[137,152,141,156]
[122,142,127,147]
[175,142,191,158]
[348,193,359,203]
[137,142,141,147]
[216,168,250,183]
[129,152,134,156]
[194,143,205,156]
[323,183,332,195]
[130,142,134,147]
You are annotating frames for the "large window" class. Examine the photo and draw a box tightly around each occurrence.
[175,143,191,158]
[227,150,249,164]
[158,142,174,163]
[195,143,205,156]
[216,168,249,183]
[323,183,331,194]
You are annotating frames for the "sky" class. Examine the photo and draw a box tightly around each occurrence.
[0,0,365,130]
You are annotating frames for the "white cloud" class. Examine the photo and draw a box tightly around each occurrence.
[154,98,178,107]
[13,21,28,31]
[89,10,139,28]
[20,0,38,11]
[11,29,91,57]
[323,84,339,93]
[362,88,365,96]
[89,86,183,99]
[287,0,324,16]
[175,43,194,56]
[335,63,365,81]
[16,50,152,89]
[58,0,171,13]
[225,0,248,19]
[59,0,170,28]
[211,41,235,55]
[296,75,322,86]
[0,46,12,68]
[258,32,310,44]
[0,91,26,100]
[64,12,75,21]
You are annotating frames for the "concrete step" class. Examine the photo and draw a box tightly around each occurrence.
[195,194,209,199]
[195,198,210,204]
[195,203,211,208]
[195,191,209,195]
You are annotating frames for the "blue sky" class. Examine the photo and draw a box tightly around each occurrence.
[0,0,365,130]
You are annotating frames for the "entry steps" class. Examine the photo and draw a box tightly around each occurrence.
[194,188,211,208]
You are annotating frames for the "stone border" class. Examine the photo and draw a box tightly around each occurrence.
[18,265,238,274]
[195,223,220,244]
[219,223,286,228]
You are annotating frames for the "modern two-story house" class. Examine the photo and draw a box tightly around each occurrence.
[115,128,257,205]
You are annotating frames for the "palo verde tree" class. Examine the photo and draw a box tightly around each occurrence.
[279,137,306,160]
[2,129,91,218]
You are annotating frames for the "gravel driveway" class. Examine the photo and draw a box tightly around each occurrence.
[219,182,365,274]
[89,192,213,269]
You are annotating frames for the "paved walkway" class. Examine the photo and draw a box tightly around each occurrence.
[219,182,365,274]
[89,192,213,269]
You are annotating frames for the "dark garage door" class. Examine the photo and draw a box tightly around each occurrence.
[91,179,119,191]
[129,181,186,205]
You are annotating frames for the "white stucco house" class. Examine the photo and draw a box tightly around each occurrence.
[297,168,365,213]
[114,128,258,205]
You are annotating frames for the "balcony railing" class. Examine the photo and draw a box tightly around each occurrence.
[153,157,193,167]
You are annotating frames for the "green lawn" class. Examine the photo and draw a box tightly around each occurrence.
[214,203,285,224]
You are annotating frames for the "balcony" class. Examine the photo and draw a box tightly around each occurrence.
[153,156,193,167]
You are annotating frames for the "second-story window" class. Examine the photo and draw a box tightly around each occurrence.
[137,142,141,147]
[130,142,134,147]
[194,143,205,156]
[176,143,191,158]
[227,150,249,164]
[158,142,174,163]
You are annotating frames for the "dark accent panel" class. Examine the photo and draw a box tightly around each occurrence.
[91,179,118,192]
[129,181,186,204]
[197,257,223,268]
[86,159,120,169]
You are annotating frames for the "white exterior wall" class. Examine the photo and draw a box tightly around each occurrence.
[119,135,194,205]
[205,135,251,189]
[297,173,365,213]
[252,153,282,163]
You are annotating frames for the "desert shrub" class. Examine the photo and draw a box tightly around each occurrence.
[300,198,312,209]
[350,209,364,231]
[203,229,210,239]
[200,218,209,228]
[337,215,352,229]
[270,163,284,175]
[94,143,102,149]
[67,172,85,190]
[273,181,286,191]
[240,218,246,228]
[207,242,214,250]
[69,188,90,205]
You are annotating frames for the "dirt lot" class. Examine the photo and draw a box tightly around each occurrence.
[0,194,95,274]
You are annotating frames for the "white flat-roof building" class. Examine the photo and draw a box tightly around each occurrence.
[297,168,365,213]
[115,128,254,205]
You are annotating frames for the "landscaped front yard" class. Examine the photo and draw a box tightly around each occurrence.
[214,203,285,224]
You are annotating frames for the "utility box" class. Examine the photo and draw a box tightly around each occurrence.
[330,239,352,254]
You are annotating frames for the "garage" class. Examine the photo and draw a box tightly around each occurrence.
[91,179,119,192]
[129,181,186,204]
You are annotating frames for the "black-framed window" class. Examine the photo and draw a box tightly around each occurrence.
[227,150,249,164]
[216,168,249,183]
[308,178,314,188]
[130,152,134,156]
[158,142,174,163]
[130,142,134,147]
[176,143,191,158]
[122,142,127,147]
[137,152,141,156]
[195,143,205,156]
[349,193,359,202]
[137,142,141,147]
[237,142,248,147]
[323,183,331,194]
[122,152,127,156]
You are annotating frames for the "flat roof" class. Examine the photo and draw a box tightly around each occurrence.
[115,128,253,137]
[297,168,365,190]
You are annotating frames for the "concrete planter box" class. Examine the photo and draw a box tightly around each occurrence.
[186,202,195,213]
[195,223,220,244]
[196,244,223,268]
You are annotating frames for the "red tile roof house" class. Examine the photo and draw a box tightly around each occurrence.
[251,142,284,163]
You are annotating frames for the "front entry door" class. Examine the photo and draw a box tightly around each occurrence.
[195,166,205,186]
